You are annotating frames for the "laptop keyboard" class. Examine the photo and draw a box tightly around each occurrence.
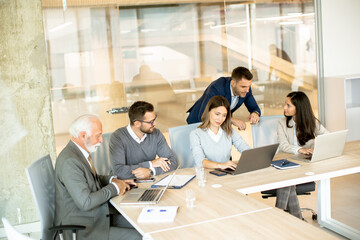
[139,189,161,202]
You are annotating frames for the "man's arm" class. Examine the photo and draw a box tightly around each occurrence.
[109,132,150,179]
[154,131,178,174]
[60,158,118,211]
[243,88,261,117]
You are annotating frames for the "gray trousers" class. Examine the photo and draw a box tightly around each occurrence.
[275,186,303,219]
[110,214,142,240]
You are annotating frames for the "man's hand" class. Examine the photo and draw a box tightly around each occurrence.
[111,178,130,195]
[132,168,151,179]
[152,157,171,172]
[231,117,247,131]
[248,112,260,125]
[298,148,313,155]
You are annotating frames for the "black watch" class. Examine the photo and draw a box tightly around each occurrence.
[149,169,154,176]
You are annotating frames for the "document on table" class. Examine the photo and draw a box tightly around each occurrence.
[137,206,178,223]
[151,175,195,189]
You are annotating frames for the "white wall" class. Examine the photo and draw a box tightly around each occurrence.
[321,0,360,133]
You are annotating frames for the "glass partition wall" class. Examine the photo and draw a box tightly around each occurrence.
[43,1,318,152]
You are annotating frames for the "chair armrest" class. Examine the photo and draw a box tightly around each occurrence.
[49,225,86,231]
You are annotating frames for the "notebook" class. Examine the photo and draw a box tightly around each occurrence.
[217,143,279,175]
[271,159,300,170]
[151,175,195,189]
[291,129,348,162]
[119,171,176,205]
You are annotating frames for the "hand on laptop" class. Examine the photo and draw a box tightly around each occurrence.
[132,168,151,179]
[217,160,237,170]
[298,148,313,155]
[152,157,171,172]
[112,178,131,195]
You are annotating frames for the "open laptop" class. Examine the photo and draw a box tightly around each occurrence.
[291,129,348,162]
[119,171,176,205]
[217,143,279,175]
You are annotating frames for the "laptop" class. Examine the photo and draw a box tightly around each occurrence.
[218,143,279,175]
[291,129,348,162]
[119,171,176,205]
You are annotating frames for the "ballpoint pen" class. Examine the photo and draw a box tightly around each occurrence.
[281,160,290,166]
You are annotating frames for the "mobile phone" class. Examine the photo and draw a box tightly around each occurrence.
[209,170,227,176]
[134,177,155,183]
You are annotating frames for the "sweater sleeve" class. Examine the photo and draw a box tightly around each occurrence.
[231,128,251,152]
[277,119,299,154]
[155,131,179,174]
[189,129,207,167]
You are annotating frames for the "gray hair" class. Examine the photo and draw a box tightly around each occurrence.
[69,114,100,138]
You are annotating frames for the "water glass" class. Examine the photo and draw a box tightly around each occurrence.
[185,189,196,208]
[195,166,206,187]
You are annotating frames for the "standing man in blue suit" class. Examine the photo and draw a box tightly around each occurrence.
[186,66,261,130]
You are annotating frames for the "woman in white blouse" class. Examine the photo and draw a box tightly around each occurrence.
[189,95,250,169]
[278,91,329,154]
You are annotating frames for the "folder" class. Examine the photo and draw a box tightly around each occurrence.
[151,175,195,189]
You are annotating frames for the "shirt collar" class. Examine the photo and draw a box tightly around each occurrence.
[127,124,147,143]
[230,83,236,98]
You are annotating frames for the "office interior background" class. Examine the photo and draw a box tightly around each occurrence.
[0,0,359,238]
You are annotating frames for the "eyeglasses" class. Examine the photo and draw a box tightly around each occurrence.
[135,115,157,125]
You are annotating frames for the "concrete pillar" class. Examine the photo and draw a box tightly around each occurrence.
[0,0,56,226]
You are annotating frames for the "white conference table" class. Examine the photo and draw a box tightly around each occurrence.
[111,141,360,239]
[220,140,360,240]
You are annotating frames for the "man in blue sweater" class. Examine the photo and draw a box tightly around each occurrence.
[186,66,261,130]
[110,101,178,179]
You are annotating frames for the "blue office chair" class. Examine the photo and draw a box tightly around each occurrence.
[92,132,113,175]
[169,122,201,168]
[252,115,317,220]
[25,155,85,240]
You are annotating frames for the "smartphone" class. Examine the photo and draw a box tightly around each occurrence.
[134,177,155,183]
[209,170,227,176]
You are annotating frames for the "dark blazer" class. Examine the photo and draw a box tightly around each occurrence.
[54,140,118,240]
[186,77,261,124]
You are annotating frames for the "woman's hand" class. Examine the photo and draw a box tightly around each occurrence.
[218,160,237,170]
[298,148,313,155]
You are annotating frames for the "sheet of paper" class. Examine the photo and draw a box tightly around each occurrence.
[137,206,178,223]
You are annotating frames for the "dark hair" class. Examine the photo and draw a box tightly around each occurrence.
[231,66,253,82]
[285,91,319,146]
[199,95,232,136]
[128,101,154,125]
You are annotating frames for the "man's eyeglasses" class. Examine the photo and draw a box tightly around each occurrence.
[135,115,157,125]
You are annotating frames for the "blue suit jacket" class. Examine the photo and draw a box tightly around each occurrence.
[186,77,261,124]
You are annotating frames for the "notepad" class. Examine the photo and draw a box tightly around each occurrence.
[137,206,178,223]
[271,159,300,170]
[151,175,195,189]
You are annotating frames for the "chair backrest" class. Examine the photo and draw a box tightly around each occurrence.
[252,115,283,148]
[168,122,201,168]
[91,132,112,175]
[2,217,34,240]
[25,155,55,240]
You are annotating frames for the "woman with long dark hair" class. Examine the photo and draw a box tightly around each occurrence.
[278,91,329,154]
[276,91,329,219]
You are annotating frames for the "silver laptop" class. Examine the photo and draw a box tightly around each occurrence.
[291,129,348,162]
[218,144,279,175]
[119,172,176,205]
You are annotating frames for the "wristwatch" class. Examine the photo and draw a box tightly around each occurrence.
[149,169,154,176]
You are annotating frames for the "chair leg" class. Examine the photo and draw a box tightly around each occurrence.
[300,208,318,220]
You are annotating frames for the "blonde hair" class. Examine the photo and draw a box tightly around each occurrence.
[199,96,232,136]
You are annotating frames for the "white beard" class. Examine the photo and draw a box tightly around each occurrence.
[85,138,101,153]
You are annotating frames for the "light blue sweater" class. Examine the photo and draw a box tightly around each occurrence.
[190,127,250,167]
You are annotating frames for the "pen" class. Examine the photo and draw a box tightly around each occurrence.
[281,160,290,166]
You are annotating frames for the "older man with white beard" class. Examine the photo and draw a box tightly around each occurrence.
[54,114,141,240]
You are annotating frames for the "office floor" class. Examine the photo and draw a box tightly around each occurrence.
[249,173,360,239]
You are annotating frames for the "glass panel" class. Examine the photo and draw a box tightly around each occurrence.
[43,0,318,152]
